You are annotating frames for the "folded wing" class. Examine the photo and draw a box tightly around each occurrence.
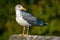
[22,11,44,26]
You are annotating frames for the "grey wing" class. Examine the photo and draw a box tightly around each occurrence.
[22,12,38,25]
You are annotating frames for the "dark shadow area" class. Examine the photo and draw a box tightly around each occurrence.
[41,29,49,35]
[0,27,6,36]
[52,30,60,36]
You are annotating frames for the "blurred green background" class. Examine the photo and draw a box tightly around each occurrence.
[0,0,60,40]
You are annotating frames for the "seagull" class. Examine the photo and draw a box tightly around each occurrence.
[15,4,48,36]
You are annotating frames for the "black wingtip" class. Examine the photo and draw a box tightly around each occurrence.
[43,23,48,26]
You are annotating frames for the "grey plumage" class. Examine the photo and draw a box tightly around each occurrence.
[21,11,44,26]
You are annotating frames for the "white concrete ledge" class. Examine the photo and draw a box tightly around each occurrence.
[9,34,60,40]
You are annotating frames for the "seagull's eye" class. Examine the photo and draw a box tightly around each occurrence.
[18,6,20,8]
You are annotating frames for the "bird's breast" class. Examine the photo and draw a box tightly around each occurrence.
[16,16,31,26]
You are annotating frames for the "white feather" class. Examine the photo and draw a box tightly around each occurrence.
[16,9,31,27]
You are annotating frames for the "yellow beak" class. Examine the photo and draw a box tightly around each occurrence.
[22,8,26,11]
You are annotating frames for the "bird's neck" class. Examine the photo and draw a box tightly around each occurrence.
[16,10,23,17]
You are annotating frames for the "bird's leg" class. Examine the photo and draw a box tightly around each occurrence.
[27,26,29,35]
[17,27,25,36]
[18,27,25,37]
[23,26,29,37]
[22,26,25,35]
[22,26,29,37]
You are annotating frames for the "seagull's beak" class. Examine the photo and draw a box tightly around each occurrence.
[22,8,26,11]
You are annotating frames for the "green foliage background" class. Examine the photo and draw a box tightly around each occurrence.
[0,0,60,40]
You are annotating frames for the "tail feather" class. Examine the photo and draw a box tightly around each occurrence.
[39,22,48,26]
[37,20,48,26]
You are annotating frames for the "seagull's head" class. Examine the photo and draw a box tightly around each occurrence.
[15,4,26,11]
